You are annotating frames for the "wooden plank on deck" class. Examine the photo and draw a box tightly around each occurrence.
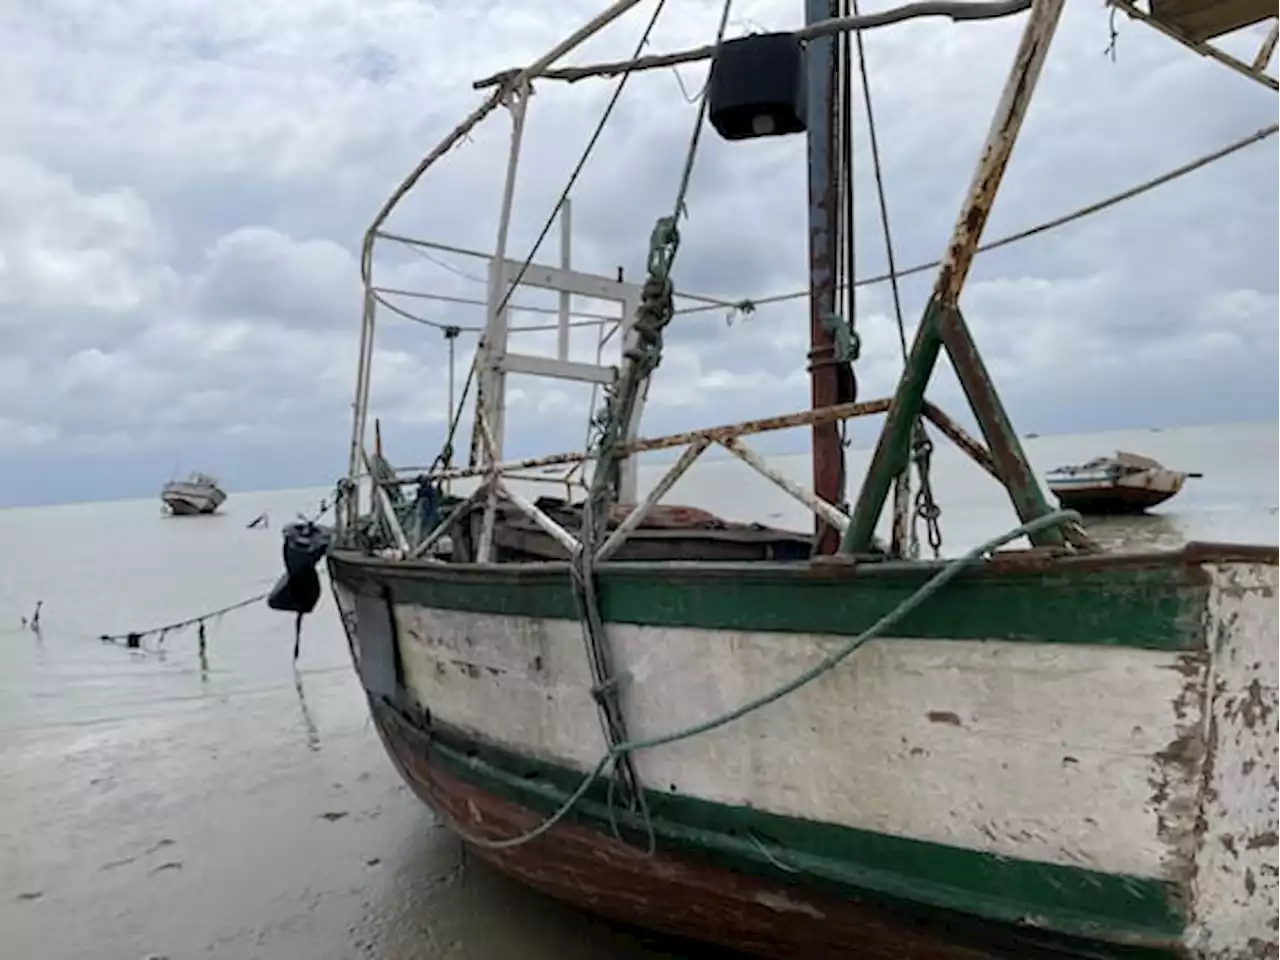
[1150,0,1276,43]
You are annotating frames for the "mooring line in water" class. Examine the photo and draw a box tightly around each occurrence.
[91,498,337,658]
[94,569,331,658]
[434,509,1082,852]
[98,591,270,653]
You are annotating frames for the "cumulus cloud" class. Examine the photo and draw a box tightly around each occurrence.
[0,156,175,321]
[0,0,1275,506]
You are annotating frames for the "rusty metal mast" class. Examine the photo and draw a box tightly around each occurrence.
[805,0,854,556]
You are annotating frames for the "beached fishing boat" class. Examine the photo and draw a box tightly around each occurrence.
[161,472,227,516]
[270,2,1278,957]
[1046,451,1202,515]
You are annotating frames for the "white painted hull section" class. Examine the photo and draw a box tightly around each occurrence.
[161,482,227,515]
[1048,470,1188,497]
[394,606,1192,879]
[1186,564,1278,958]
[393,604,1203,880]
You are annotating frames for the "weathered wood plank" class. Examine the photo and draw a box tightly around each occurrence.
[1150,0,1275,43]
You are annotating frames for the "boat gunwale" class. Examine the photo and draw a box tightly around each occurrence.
[329,539,1278,584]
[328,540,1272,649]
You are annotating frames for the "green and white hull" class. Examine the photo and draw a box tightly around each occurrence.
[329,543,1278,960]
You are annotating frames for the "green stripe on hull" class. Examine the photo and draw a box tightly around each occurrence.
[332,553,1208,650]
[388,709,1184,959]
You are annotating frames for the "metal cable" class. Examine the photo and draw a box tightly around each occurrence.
[673,122,1279,317]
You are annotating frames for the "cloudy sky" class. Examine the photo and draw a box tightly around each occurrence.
[1,0,1275,507]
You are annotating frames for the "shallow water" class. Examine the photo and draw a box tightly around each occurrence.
[0,421,1274,959]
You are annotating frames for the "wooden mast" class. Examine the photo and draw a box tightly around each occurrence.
[805,0,851,555]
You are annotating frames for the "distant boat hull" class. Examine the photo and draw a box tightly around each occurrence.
[161,474,227,516]
[163,494,222,516]
[1050,485,1178,516]
[1046,451,1194,516]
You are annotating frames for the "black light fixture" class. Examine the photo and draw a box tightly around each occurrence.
[707,32,808,142]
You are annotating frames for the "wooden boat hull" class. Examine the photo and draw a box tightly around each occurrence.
[1047,459,1191,516]
[163,495,221,516]
[1050,486,1178,516]
[329,544,1278,960]
[372,702,1057,960]
[161,482,227,516]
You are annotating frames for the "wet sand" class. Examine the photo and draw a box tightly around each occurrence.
[2,666,724,960]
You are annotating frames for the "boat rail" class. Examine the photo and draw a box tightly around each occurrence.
[354,393,1095,561]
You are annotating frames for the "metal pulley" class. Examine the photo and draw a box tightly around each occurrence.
[707,33,808,141]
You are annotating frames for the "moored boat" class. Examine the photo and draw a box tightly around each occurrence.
[1045,451,1201,516]
[161,472,227,515]
[268,1,1279,957]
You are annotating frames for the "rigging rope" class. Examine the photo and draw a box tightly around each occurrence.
[370,123,1275,404]
[584,0,734,532]
[852,0,907,360]
[848,0,941,559]
[426,508,1081,851]
[374,120,1276,476]
[570,0,736,849]
[372,288,618,331]
[672,122,1279,319]
[830,0,859,527]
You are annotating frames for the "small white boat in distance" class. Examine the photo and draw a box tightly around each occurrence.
[1045,451,1200,515]
[161,472,228,516]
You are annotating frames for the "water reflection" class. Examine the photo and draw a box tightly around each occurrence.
[1081,511,1187,551]
[198,622,210,683]
[293,669,321,752]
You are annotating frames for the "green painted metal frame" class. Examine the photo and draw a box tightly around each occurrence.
[843,298,1063,553]
[842,0,1068,555]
